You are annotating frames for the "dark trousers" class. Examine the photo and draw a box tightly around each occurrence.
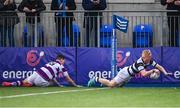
[0,25,15,47]
[84,16,102,47]
[55,17,73,47]
[167,13,180,47]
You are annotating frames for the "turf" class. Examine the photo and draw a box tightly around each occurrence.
[0,87,180,107]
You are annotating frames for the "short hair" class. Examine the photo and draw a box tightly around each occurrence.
[142,49,152,57]
[56,54,65,60]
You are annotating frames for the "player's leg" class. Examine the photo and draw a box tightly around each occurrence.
[98,78,117,88]
[2,71,38,87]
[22,80,33,87]
[112,67,132,87]
[88,77,119,88]
[88,67,131,87]
[2,80,32,87]
[2,81,22,87]
[22,72,39,87]
[33,74,50,87]
[23,72,50,87]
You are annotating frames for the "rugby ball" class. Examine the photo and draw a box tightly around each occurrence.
[150,70,160,79]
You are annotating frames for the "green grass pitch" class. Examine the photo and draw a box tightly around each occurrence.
[0,87,180,107]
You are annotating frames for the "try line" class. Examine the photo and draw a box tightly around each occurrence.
[0,87,108,99]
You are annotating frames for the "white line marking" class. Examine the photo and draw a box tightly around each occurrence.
[0,87,108,99]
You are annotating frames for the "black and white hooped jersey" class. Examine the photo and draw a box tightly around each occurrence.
[127,57,157,76]
[36,60,68,81]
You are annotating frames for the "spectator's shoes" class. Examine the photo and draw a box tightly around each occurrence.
[87,78,96,87]
[2,82,13,87]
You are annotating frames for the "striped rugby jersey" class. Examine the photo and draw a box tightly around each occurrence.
[36,60,68,81]
[127,57,157,76]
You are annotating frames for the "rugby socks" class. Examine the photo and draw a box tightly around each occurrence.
[12,81,22,86]
[95,77,99,82]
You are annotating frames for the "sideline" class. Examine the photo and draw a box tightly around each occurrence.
[0,87,108,99]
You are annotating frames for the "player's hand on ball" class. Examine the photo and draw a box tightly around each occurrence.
[150,69,160,79]
[153,69,160,73]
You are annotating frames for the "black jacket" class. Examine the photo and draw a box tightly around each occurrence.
[18,0,46,23]
[51,0,76,17]
[82,0,107,16]
[161,0,180,15]
[0,0,19,26]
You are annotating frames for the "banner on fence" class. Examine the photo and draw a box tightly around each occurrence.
[0,47,76,85]
[0,47,180,86]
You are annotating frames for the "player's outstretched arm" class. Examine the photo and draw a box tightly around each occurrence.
[52,78,64,87]
[65,75,79,87]
[140,69,154,77]
[155,64,172,76]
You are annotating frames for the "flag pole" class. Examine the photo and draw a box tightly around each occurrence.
[111,15,117,79]
[111,15,128,79]
[111,29,117,79]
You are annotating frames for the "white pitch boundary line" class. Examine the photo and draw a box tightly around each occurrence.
[0,87,109,99]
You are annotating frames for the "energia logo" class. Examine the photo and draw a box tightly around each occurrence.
[26,50,44,67]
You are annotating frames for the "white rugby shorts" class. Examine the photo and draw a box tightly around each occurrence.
[113,67,132,85]
[25,72,51,87]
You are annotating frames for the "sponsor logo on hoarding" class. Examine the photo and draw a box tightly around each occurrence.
[2,68,36,79]
[88,71,112,79]
[174,71,180,79]
[26,50,44,67]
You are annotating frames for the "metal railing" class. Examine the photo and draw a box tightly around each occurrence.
[0,10,179,47]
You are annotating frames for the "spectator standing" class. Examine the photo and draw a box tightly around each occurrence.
[161,0,180,47]
[51,0,76,47]
[82,0,107,47]
[0,0,19,47]
[18,0,46,47]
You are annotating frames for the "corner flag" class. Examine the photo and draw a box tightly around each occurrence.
[111,15,129,79]
[113,15,129,33]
